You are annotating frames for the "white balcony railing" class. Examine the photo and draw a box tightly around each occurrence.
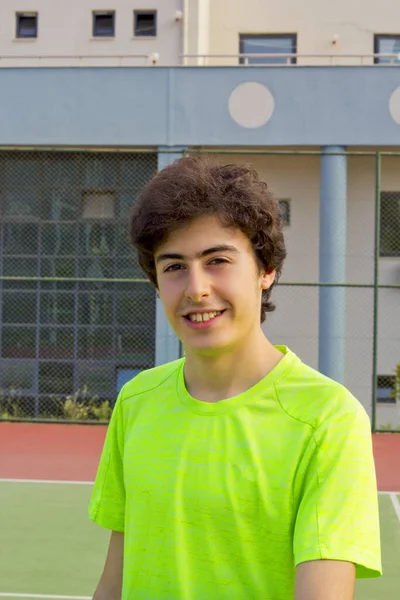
[180,53,400,66]
[0,52,399,67]
[0,53,151,67]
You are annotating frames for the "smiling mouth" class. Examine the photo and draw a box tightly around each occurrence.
[184,310,225,323]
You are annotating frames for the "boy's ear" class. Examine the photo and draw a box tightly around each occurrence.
[260,268,276,290]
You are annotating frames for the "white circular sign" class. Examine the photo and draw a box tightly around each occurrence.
[389,86,400,125]
[228,82,275,129]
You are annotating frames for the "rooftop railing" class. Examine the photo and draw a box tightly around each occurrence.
[0,52,399,67]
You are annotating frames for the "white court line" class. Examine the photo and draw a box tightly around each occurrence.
[0,478,94,485]
[0,595,90,600]
[390,492,400,522]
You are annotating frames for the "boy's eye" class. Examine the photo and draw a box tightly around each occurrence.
[164,263,184,272]
[209,257,228,265]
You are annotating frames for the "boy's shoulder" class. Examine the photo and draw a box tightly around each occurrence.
[275,352,369,431]
[119,358,184,402]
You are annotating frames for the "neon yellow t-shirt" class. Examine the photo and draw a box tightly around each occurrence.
[89,346,381,599]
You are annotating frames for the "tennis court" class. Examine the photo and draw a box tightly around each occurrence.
[1,423,399,600]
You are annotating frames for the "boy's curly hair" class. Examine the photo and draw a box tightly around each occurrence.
[129,155,287,323]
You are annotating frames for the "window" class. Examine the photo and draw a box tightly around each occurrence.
[16,13,38,39]
[380,192,400,257]
[82,191,116,220]
[377,375,396,404]
[134,10,157,37]
[93,11,115,37]
[239,34,297,65]
[374,35,400,64]
[279,199,291,226]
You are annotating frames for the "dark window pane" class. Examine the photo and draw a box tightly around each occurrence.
[380,192,400,257]
[116,258,145,280]
[40,293,75,324]
[118,191,140,220]
[3,258,38,285]
[375,35,400,64]
[39,362,74,394]
[78,329,113,359]
[3,223,39,255]
[134,11,157,36]
[1,360,35,390]
[3,292,37,324]
[41,224,77,256]
[377,375,396,404]
[118,154,157,187]
[239,34,296,64]
[116,287,155,325]
[116,327,154,367]
[4,190,39,219]
[40,258,76,289]
[93,12,115,37]
[42,155,79,187]
[40,190,78,221]
[78,258,114,290]
[16,14,38,38]
[3,156,42,188]
[2,327,36,358]
[82,157,117,188]
[78,362,114,394]
[279,199,291,226]
[116,227,135,256]
[79,223,115,256]
[39,328,74,359]
[78,292,113,325]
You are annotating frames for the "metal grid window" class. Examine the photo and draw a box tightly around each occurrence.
[16,13,38,39]
[93,11,115,37]
[377,375,396,404]
[0,151,157,420]
[374,34,400,64]
[380,192,400,257]
[134,11,157,37]
[279,199,291,226]
[239,34,297,65]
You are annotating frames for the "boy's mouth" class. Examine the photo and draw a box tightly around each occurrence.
[184,310,225,323]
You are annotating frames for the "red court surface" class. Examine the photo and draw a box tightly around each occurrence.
[0,423,399,490]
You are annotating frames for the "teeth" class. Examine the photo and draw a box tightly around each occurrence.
[188,311,222,322]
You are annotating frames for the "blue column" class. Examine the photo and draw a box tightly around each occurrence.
[319,146,347,384]
[155,147,186,366]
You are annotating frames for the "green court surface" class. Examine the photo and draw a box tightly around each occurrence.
[0,482,399,600]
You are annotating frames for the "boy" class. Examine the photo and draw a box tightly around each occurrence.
[89,156,381,599]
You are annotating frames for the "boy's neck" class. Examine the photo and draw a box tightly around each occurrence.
[182,332,283,403]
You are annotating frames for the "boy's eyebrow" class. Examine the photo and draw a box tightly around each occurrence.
[156,244,239,264]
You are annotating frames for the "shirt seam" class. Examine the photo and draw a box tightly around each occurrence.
[274,380,317,431]
[119,360,184,405]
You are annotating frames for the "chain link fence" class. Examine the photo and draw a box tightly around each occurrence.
[0,150,157,422]
[0,148,399,430]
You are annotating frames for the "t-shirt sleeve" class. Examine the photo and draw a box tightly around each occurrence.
[88,393,125,532]
[293,400,382,578]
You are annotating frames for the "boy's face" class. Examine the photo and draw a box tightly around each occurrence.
[154,215,275,356]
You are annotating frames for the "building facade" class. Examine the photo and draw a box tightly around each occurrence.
[0,1,399,429]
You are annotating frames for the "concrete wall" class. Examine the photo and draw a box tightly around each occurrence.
[3,0,400,67]
[207,0,400,64]
[0,0,184,66]
[1,67,400,147]
[206,150,400,425]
